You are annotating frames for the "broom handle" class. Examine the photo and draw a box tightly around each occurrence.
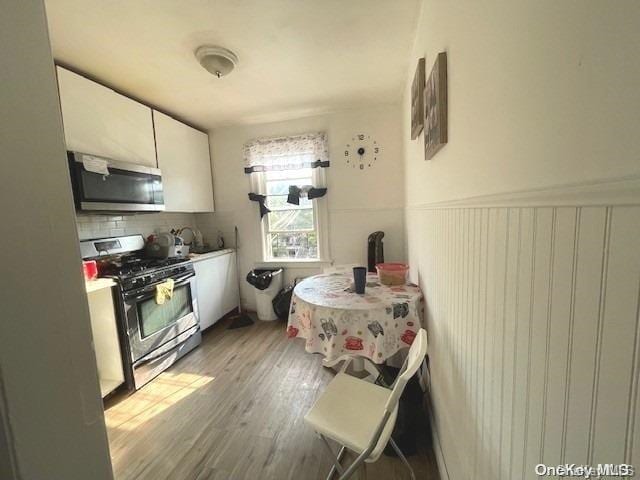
[235,226,243,314]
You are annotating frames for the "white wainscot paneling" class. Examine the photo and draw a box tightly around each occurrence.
[409,205,640,480]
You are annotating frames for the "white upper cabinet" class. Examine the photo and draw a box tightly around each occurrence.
[153,110,215,212]
[56,66,157,167]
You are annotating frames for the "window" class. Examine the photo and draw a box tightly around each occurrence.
[244,132,329,262]
[257,168,325,261]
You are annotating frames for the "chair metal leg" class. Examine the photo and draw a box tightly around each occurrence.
[325,445,347,480]
[325,445,346,480]
[335,446,372,480]
[389,438,416,480]
[319,435,371,480]
[319,434,346,478]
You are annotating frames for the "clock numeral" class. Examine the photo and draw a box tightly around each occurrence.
[344,150,349,156]
[359,164,364,170]
[358,134,365,141]
[374,147,379,154]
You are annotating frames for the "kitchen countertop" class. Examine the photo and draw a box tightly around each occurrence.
[85,277,117,294]
[188,248,235,263]
[83,251,235,292]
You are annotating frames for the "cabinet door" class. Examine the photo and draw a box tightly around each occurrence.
[194,257,223,330]
[153,111,215,212]
[87,287,125,397]
[194,253,239,330]
[56,67,156,167]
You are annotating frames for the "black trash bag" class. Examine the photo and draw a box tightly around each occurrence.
[246,268,281,291]
[272,279,300,320]
[377,365,428,457]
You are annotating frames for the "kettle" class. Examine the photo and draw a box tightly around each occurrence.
[146,232,176,258]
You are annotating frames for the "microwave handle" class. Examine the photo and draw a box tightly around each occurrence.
[124,273,194,301]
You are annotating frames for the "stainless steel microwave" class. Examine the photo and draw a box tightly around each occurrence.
[68,151,165,213]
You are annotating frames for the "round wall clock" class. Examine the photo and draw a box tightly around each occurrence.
[344,133,380,170]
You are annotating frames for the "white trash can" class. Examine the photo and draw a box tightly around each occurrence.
[251,269,283,321]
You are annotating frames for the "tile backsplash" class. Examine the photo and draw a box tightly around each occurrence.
[76,212,197,241]
[194,212,226,247]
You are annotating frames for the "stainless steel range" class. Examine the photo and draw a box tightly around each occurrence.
[81,235,201,390]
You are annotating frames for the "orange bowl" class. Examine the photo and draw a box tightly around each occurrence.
[376,263,409,286]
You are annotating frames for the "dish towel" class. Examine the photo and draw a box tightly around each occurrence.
[155,279,175,305]
[286,185,327,205]
[248,193,271,218]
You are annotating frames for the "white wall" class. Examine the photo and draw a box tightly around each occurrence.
[197,104,405,309]
[406,0,640,207]
[404,1,640,479]
[0,0,113,478]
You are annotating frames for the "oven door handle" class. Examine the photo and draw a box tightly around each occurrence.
[124,273,195,301]
[134,326,199,368]
[135,350,168,368]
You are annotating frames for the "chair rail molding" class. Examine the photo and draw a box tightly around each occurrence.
[407,174,640,210]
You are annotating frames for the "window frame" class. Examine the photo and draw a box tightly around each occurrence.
[251,167,329,264]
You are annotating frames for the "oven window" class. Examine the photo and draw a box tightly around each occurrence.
[137,285,193,338]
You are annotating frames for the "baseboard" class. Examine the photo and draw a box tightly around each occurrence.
[424,392,449,480]
[431,411,449,480]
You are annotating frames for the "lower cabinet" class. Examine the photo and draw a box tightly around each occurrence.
[86,282,125,398]
[193,251,239,330]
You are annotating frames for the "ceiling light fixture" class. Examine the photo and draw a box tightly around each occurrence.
[195,45,238,78]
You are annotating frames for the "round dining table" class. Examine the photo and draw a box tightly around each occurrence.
[286,271,423,372]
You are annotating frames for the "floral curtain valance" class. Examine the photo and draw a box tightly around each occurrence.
[243,132,329,173]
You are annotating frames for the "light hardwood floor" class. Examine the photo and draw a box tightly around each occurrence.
[104,317,439,480]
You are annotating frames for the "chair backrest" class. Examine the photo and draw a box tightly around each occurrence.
[384,328,428,412]
[366,329,428,462]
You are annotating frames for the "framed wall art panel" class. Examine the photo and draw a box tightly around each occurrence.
[424,52,448,160]
[411,57,425,140]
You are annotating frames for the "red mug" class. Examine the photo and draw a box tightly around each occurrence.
[83,260,98,281]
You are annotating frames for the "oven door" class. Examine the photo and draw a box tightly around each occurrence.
[123,273,199,363]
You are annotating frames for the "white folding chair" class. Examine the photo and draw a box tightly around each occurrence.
[305,329,428,480]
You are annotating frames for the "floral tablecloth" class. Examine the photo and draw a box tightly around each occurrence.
[286,272,423,364]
